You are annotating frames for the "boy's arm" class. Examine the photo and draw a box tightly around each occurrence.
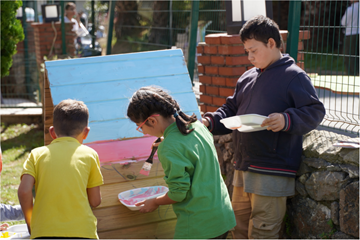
[87,186,101,208]
[18,174,35,234]
[279,73,325,135]
[86,152,103,208]
[203,81,241,135]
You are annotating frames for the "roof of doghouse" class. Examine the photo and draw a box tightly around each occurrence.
[45,49,200,144]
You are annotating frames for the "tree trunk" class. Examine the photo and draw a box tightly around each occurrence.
[148,1,169,45]
[114,1,141,39]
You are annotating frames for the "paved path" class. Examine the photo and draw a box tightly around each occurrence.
[1,98,42,124]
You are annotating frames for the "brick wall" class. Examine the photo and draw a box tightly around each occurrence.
[31,22,76,66]
[197,30,310,113]
[31,22,76,106]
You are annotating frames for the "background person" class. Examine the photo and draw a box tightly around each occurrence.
[64,2,88,38]
[341,0,359,76]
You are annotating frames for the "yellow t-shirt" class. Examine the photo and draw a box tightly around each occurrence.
[21,137,104,239]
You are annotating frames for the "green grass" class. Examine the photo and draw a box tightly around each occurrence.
[310,74,360,94]
[1,123,44,226]
[304,52,346,74]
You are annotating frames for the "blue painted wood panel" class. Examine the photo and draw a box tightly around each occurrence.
[46,50,188,86]
[45,49,201,144]
[49,75,192,104]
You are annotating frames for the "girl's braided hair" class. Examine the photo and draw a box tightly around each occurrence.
[127,86,197,135]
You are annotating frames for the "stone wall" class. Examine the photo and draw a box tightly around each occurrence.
[214,130,359,239]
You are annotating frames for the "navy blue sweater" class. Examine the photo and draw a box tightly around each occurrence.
[204,55,325,178]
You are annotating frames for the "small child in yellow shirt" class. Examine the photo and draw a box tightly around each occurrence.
[18,99,104,239]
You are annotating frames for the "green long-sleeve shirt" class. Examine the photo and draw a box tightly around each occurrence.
[158,120,236,239]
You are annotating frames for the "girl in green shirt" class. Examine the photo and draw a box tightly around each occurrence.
[127,86,236,239]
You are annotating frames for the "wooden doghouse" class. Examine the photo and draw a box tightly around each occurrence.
[44,49,201,239]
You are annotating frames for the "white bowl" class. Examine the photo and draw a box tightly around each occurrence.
[1,224,30,239]
[118,186,169,211]
[220,114,268,132]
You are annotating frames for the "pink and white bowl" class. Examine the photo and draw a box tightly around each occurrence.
[118,186,169,211]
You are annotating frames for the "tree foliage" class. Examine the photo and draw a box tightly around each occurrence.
[1,1,24,78]
[115,1,142,39]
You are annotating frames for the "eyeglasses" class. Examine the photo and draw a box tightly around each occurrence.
[136,114,160,133]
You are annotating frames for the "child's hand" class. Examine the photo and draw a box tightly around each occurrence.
[135,198,159,213]
[202,118,210,127]
[261,113,285,132]
[0,223,9,231]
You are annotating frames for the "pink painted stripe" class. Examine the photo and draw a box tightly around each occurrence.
[86,136,158,163]
[249,165,297,173]
[285,113,291,131]
[209,116,215,132]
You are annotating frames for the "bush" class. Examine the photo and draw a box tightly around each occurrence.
[1,1,24,78]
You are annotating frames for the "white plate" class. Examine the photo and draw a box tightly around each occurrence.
[220,114,268,132]
[118,186,169,211]
[0,224,30,239]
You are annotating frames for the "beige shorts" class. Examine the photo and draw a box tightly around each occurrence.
[231,186,287,239]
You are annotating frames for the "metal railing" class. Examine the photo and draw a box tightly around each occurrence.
[1,1,227,108]
[111,0,226,82]
[1,0,42,108]
[291,0,359,135]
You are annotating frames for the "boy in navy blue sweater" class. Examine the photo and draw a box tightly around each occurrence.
[202,15,325,239]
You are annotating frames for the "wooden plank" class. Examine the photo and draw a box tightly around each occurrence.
[84,109,200,144]
[49,74,192,104]
[45,49,201,142]
[47,53,188,86]
[97,176,168,209]
[87,136,158,163]
[94,205,176,233]
[44,70,54,146]
[100,160,165,185]
[86,93,199,123]
[97,219,177,239]
[44,134,52,146]
[46,49,184,68]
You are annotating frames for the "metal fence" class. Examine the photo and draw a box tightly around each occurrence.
[1,1,43,108]
[111,0,226,81]
[297,0,359,135]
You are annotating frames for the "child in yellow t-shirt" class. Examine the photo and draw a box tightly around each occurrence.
[18,99,104,239]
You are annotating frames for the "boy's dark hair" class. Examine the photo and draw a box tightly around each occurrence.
[65,2,76,10]
[240,15,282,48]
[127,86,197,135]
[53,99,89,137]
